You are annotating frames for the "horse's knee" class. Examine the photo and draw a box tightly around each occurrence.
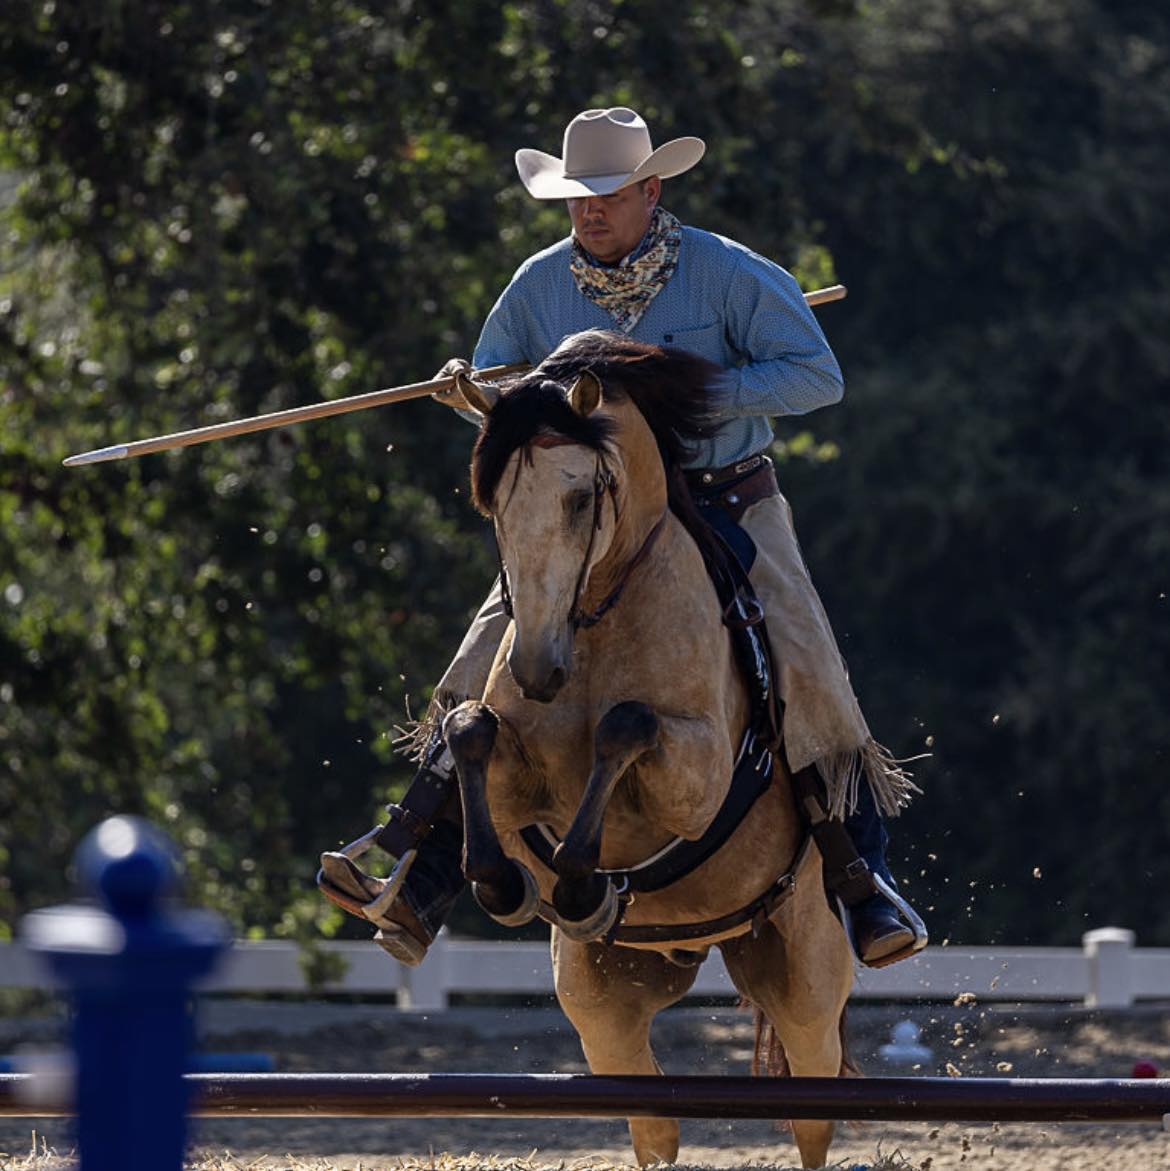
[595,700,659,761]
[443,702,498,767]
[554,701,660,882]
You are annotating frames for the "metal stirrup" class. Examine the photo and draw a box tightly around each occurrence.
[871,872,929,949]
[361,849,418,923]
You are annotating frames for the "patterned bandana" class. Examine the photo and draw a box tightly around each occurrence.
[569,206,682,333]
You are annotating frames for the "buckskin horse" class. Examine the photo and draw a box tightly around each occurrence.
[444,330,854,1168]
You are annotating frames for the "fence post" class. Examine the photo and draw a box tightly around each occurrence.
[399,927,450,1011]
[1082,926,1135,1008]
[21,816,230,1171]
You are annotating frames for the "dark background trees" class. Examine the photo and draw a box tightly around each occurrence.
[1,0,1166,946]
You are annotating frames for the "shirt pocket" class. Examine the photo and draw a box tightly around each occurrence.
[661,322,726,363]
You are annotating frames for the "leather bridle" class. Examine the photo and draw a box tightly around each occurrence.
[496,434,667,632]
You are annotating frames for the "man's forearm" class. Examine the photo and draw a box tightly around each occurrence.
[726,351,844,419]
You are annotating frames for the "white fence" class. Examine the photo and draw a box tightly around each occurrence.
[1,926,1164,1012]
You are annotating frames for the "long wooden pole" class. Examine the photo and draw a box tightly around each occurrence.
[62,284,847,467]
[3,1071,1170,1123]
[802,283,847,307]
[62,361,532,467]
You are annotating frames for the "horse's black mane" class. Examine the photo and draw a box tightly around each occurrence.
[470,330,732,576]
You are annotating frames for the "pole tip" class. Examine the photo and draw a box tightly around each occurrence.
[63,445,129,467]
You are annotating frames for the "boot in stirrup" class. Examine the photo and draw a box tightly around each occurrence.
[793,764,927,968]
[839,784,927,968]
[317,736,456,965]
[843,873,928,968]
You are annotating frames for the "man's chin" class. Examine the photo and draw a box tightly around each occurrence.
[580,238,623,264]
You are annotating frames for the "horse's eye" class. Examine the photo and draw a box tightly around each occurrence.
[566,490,593,522]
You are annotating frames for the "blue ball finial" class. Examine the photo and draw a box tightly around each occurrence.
[76,816,180,919]
[24,817,229,1171]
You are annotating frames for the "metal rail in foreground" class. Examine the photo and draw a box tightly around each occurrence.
[3,1073,1170,1124]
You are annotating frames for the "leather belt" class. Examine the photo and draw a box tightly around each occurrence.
[685,452,767,489]
[686,456,779,525]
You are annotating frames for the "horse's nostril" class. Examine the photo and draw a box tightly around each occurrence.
[547,666,567,693]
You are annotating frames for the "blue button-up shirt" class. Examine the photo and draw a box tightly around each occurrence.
[471,225,844,469]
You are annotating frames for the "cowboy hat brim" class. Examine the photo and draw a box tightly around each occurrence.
[515,137,706,200]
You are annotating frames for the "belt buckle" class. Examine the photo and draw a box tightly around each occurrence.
[733,455,760,477]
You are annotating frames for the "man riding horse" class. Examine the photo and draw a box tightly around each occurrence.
[318,107,927,969]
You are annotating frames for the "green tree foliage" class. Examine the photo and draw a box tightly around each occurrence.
[784,0,1170,943]
[1,0,1166,945]
[0,0,518,938]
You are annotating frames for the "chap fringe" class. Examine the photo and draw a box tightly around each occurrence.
[817,738,922,820]
[392,694,452,764]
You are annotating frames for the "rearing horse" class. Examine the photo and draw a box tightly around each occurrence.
[444,330,854,1168]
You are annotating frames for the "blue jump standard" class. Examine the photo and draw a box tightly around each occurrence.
[3,1072,1170,1123]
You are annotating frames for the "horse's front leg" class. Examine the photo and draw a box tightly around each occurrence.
[552,701,659,937]
[443,701,539,926]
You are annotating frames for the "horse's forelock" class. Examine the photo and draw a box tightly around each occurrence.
[470,331,734,584]
[469,377,615,514]
[536,332,733,582]
[533,330,723,468]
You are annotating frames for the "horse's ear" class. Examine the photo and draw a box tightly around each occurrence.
[458,374,501,416]
[567,371,602,417]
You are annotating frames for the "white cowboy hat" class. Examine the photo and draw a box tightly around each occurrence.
[515,107,705,200]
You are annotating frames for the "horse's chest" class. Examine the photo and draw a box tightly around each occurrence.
[505,704,646,813]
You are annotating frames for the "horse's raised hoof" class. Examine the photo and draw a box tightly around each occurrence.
[552,876,621,942]
[472,859,540,927]
[443,702,498,761]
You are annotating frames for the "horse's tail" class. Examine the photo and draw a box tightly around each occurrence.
[748,1001,859,1079]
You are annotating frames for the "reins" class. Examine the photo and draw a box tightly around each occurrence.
[575,507,668,629]
[495,434,668,632]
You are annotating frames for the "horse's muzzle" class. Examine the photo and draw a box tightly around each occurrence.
[507,640,569,703]
[517,663,567,703]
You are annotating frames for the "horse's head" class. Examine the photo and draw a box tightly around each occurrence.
[463,330,723,703]
[463,369,636,701]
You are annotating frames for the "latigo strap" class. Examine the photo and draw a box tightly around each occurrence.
[375,743,458,859]
[789,764,878,907]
